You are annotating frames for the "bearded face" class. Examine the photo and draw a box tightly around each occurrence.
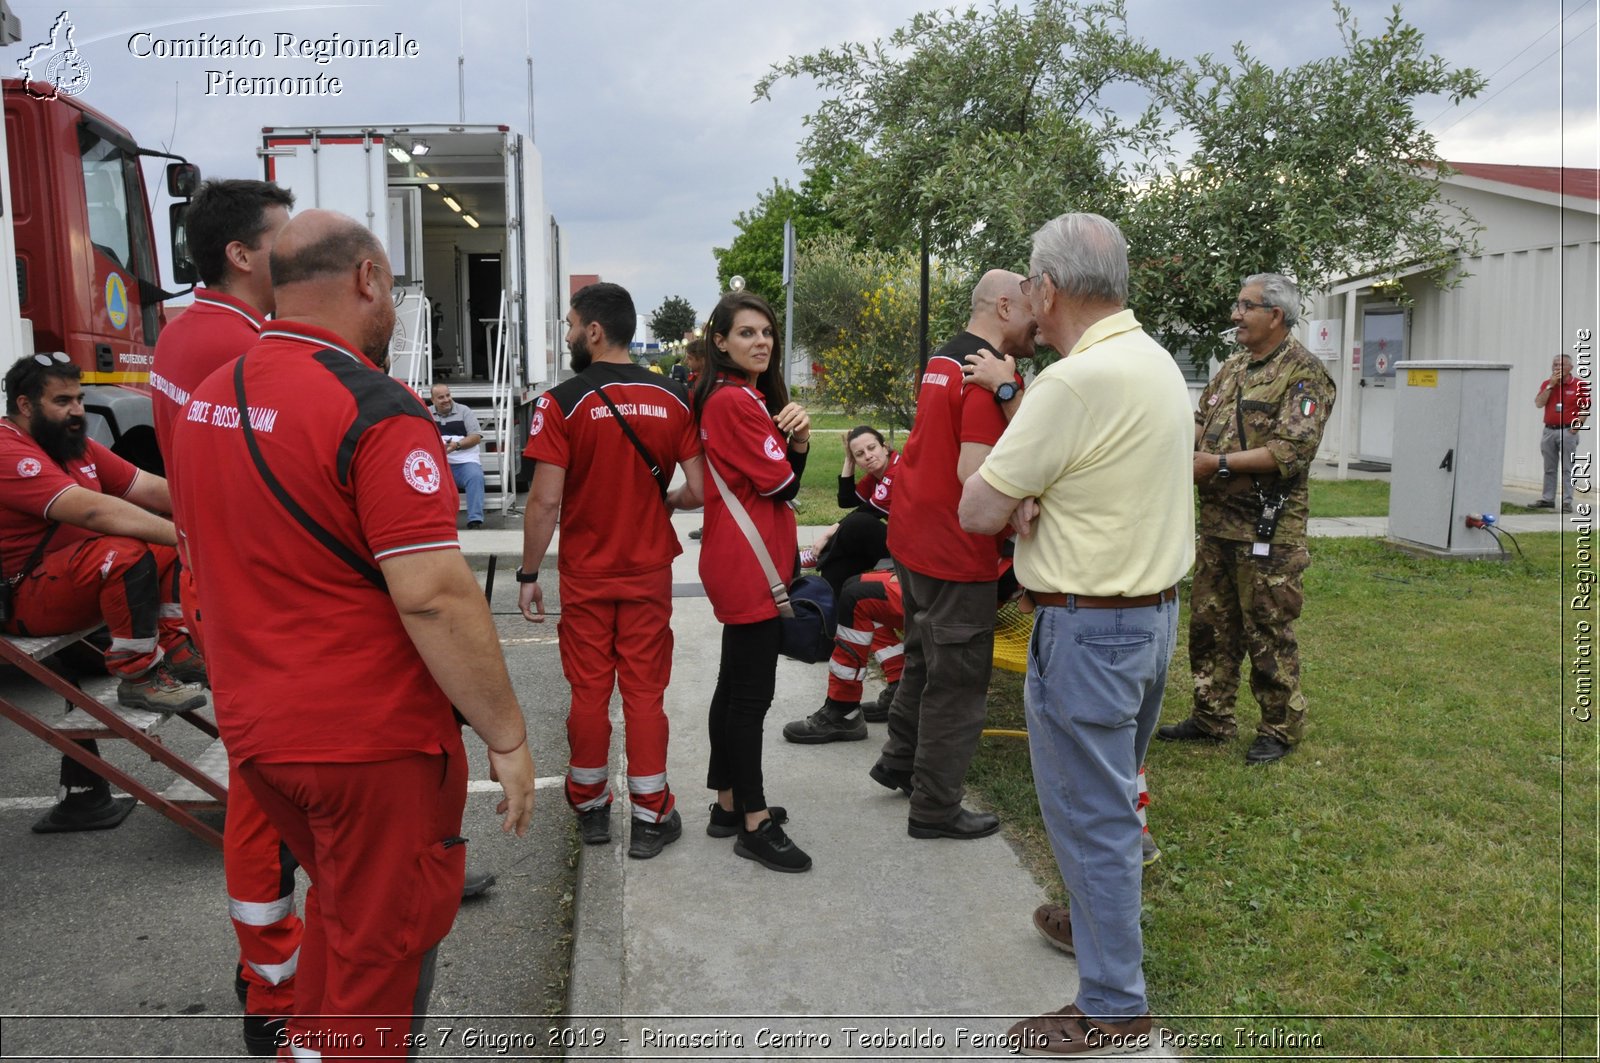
[30,401,88,463]
[569,330,593,372]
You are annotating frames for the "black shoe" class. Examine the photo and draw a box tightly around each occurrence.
[908,807,1000,840]
[233,964,249,1006]
[577,805,612,845]
[782,700,867,744]
[734,818,812,873]
[688,527,703,540]
[1531,498,1555,508]
[628,809,683,859]
[1245,735,1293,764]
[242,1015,287,1057]
[30,794,135,834]
[706,803,788,838]
[461,866,496,898]
[1156,717,1228,743]
[467,520,483,530]
[864,681,898,723]
[869,760,913,796]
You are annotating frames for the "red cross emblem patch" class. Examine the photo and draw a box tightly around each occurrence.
[403,449,442,494]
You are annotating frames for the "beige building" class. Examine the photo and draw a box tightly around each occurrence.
[1301,163,1598,490]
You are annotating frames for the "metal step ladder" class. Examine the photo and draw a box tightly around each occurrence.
[0,629,228,848]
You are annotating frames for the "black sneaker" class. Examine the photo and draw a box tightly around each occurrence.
[734,818,812,873]
[467,520,483,530]
[863,682,898,723]
[1155,717,1228,743]
[869,760,913,796]
[242,1015,287,1057]
[782,700,867,744]
[577,805,612,845]
[628,809,683,859]
[1531,499,1556,508]
[706,803,788,838]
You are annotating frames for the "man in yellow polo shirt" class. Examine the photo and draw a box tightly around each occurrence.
[958,212,1194,1056]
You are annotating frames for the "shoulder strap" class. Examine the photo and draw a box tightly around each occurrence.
[704,457,793,618]
[590,376,670,500]
[234,355,388,591]
[6,522,59,587]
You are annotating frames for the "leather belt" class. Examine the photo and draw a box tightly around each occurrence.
[1027,586,1178,610]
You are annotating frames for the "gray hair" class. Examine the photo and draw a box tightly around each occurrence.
[1244,272,1301,327]
[1029,213,1128,305]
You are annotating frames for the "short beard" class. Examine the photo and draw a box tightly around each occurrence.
[569,335,593,372]
[31,408,88,463]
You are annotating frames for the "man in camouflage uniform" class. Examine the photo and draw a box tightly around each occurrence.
[1158,273,1335,764]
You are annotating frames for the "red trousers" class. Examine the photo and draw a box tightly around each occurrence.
[826,570,905,705]
[557,567,675,821]
[185,586,304,1019]
[241,745,467,1061]
[5,536,185,677]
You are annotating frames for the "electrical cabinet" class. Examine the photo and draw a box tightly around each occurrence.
[1388,360,1512,557]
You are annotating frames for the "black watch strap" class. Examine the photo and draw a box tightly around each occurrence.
[515,566,539,584]
[994,381,1019,403]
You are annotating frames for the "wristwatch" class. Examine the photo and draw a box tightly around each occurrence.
[515,566,539,584]
[1216,454,1232,480]
[994,381,1019,404]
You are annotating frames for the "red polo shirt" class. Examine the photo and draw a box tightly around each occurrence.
[698,378,799,624]
[150,289,266,480]
[853,450,902,515]
[1543,375,1590,428]
[523,362,699,578]
[0,424,139,574]
[887,332,1018,582]
[169,321,462,765]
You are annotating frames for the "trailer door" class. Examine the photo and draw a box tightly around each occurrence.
[262,132,390,255]
[512,135,550,385]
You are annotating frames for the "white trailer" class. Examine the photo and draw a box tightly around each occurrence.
[259,123,566,508]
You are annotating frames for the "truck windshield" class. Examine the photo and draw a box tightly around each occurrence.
[79,134,134,271]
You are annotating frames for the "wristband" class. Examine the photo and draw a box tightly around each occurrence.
[515,566,539,584]
[488,735,526,756]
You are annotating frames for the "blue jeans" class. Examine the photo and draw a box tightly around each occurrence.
[1024,593,1178,1020]
[449,460,485,524]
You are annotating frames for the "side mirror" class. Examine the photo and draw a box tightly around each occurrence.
[169,202,196,285]
[166,162,201,199]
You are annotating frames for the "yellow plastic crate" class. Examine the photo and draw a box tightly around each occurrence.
[992,600,1033,674]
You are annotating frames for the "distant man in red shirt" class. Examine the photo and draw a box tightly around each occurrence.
[869,270,1035,840]
[0,354,204,716]
[1535,354,1589,511]
[169,210,535,1059]
[519,282,703,859]
[151,177,300,1058]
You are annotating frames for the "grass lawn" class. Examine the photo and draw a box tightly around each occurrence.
[967,533,1596,1056]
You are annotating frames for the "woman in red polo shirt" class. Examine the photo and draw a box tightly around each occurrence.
[695,290,813,873]
[805,424,900,595]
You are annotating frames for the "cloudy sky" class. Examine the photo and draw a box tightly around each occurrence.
[3,0,1593,321]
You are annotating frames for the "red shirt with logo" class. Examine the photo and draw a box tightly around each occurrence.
[887,332,1019,582]
[151,289,266,480]
[850,450,902,515]
[0,425,139,575]
[1542,374,1590,428]
[168,321,463,765]
[523,362,699,578]
[698,378,800,624]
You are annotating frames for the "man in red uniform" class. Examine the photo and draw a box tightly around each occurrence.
[870,269,1035,840]
[169,210,535,1060]
[0,355,204,715]
[1534,354,1589,511]
[152,178,302,1057]
[519,282,703,859]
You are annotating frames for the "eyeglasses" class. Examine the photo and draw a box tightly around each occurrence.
[1232,299,1276,315]
[1020,274,1044,297]
[32,352,71,367]
[366,261,406,308]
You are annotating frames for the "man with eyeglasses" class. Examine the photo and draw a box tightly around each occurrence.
[1158,272,1335,764]
[169,209,535,1058]
[0,352,206,719]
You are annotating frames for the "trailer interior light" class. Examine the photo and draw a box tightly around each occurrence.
[388,146,411,163]
[410,139,432,156]
[462,214,480,229]
[443,196,461,212]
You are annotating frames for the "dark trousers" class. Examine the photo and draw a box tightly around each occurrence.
[879,562,996,822]
[817,509,889,597]
[705,618,781,814]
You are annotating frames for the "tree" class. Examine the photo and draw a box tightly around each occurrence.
[712,166,844,311]
[1127,2,1486,367]
[647,295,699,347]
[756,0,1172,272]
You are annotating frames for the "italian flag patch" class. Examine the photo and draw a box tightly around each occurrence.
[1300,396,1318,417]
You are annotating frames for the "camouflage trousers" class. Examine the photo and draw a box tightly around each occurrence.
[1188,536,1310,744]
